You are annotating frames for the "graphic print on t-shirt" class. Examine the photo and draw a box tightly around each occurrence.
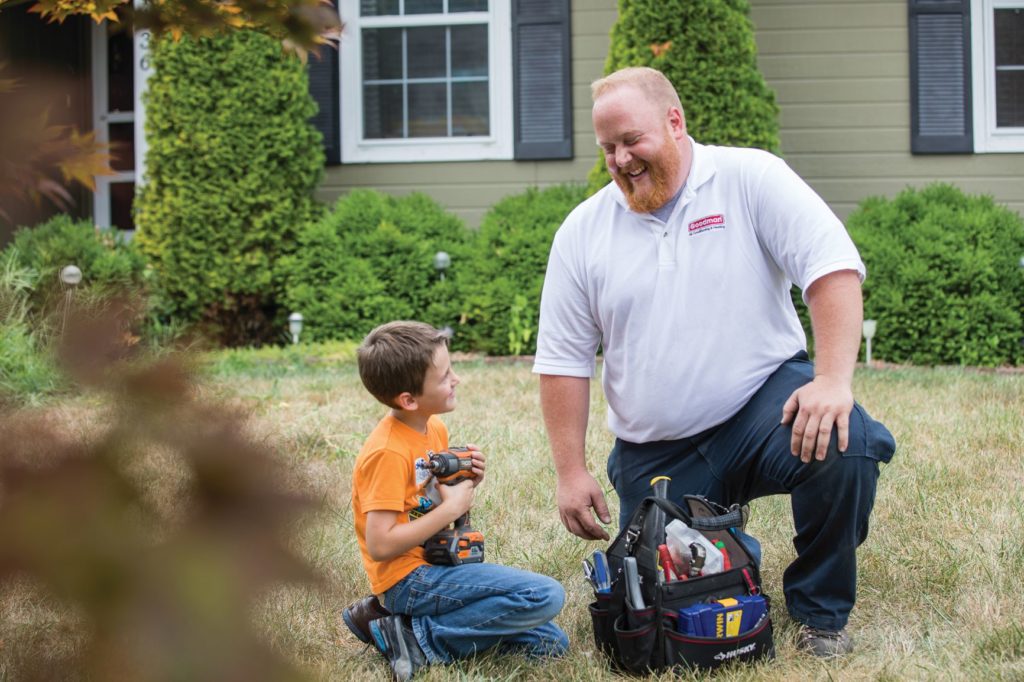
[410,453,442,519]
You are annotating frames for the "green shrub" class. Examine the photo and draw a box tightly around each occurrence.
[0,221,137,404]
[0,321,62,404]
[849,184,1024,366]
[135,31,323,346]
[5,214,146,315]
[459,185,588,354]
[0,248,61,403]
[588,0,780,193]
[276,190,470,343]
[0,248,36,325]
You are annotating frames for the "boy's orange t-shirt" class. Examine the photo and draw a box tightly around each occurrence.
[352,413,449,595]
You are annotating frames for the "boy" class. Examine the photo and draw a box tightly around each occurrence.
[346,321,568,680]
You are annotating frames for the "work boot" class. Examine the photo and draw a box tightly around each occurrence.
[342,595,390,644]
[797,625,854,657]
[370,615,428,681]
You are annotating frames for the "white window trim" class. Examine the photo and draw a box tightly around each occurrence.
[971,0,1024,152]
[339,0,513,163]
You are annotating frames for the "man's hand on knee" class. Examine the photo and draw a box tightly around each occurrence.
[781,375,853,463]
[556,472,611,541]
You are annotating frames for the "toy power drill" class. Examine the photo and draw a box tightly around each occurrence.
[420,447,485,566]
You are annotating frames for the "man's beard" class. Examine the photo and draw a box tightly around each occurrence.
[613,134,682,214]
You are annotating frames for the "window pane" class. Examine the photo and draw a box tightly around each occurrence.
[407,27,446,79]
[110,181,135,231]
[994,9,1024,66]
[361,0,399,16]
[449,0,487,11]
[363,28,403,80]
[108,122,135,172]
[451,81,488,135]
[996,71,1024,127]
[994,9,1024,128]
[405,0,442,14]
[408,83,447,136]
[451,24,487,77]
[364,83,404,138]
[107,25,133,112]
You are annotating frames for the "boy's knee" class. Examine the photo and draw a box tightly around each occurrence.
[540,577,566,613]
[528,576,566,622]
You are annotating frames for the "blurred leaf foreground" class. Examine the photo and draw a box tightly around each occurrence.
[0,305,320,681]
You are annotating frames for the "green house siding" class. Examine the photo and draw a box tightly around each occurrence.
[317,0,1023,225]
[754,0,1023,218]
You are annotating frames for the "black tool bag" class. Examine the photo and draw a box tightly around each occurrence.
[589,495,775,673]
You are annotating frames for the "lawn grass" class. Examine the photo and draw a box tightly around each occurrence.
[4,354,1024,681]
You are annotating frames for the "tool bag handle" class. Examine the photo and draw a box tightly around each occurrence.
[607,496,743,570]
[683,495,745,531]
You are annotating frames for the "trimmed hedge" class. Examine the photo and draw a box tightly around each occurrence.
[588,0,780,193]
[459,184,588,355]
[850,184,1024,366]
[276,190,470,343]
[134,31,323,346]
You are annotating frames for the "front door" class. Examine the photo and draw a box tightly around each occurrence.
[91,21,137,232]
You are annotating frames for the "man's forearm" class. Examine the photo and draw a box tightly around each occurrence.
[805,269,863,383]
[538,374,591,476]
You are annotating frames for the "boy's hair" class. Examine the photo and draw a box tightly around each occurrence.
[357,321,450,408]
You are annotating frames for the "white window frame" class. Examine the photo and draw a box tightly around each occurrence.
[339,0,513,163]
[971,0,1024,152]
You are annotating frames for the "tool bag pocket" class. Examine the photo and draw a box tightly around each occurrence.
[587,593,618,660]
[589,495,775,674]
[663,613,774,670]
[611,606,661,673]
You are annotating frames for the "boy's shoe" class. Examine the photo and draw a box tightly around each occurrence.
[797,626,854,657]
[370,615,427,681]
[342,595,391,644]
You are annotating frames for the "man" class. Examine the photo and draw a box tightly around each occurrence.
[533,67,895,657]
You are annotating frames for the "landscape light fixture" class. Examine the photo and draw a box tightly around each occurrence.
[288,312,304,345]
[862,319,877,366]
[59,264,82,336]
[60,264,82,287]
[434,251,451,281]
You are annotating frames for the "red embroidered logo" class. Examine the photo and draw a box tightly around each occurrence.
[688,214,725,236]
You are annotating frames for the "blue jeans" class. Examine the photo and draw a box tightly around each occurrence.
[607,352,896,631]
[381,563,569,664]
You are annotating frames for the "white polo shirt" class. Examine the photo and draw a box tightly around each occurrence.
[533,141,865,442]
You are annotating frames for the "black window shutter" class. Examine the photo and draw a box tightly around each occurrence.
[908,0,973,153]
[513,0,573,160]
[308,48,341,165]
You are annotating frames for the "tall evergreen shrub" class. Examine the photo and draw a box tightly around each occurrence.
[849,184,1024,366]
[588,0,780,192]
[135,31,323,345]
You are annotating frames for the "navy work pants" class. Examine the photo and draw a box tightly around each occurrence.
[607,352,896,631]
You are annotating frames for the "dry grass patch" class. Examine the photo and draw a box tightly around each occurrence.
[3,357,1023,681]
